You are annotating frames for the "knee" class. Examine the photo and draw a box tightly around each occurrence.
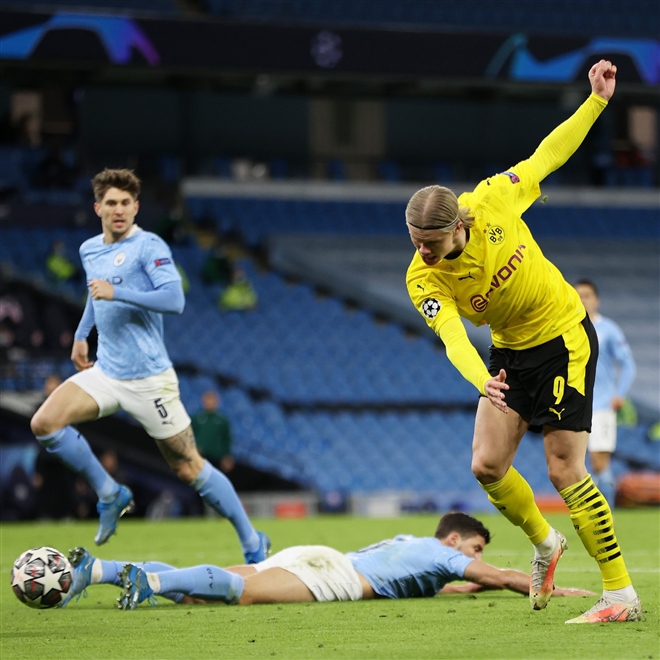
[30,411,57,439]
[471,456,506,485]
[546,467,563,489]
[547,459,585,491]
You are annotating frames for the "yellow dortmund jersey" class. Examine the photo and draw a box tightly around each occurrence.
[406,93,607,393]
[407,159,584,350]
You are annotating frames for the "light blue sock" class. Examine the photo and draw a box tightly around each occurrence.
[155,565,244,604]
[99,560,177,586]
[191,461,259,553]
[98,559,184,603]
[595,467,616,507]
[36,427,118,502]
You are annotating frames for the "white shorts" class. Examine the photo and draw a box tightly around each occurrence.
[588,409,617,453]
[255,546,363,603]
[68,364,191,440]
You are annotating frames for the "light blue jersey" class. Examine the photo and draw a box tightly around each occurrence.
[346,535,475,599]
[78,228,181,379]
[593,314,636,412]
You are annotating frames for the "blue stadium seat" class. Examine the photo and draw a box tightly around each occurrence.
[4,222,656,500]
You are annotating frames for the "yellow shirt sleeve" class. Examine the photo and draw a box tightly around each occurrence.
[407,260,458,332]
[474,93,608,218]
[514,93,608,184]
[407,263,490,394]
[437,316,492,396]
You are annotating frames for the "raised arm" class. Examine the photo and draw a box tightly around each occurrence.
[523,60,616,183]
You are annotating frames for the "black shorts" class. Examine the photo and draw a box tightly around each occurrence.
[488,315,598,433]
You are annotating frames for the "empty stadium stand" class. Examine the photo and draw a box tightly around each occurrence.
[1,213,657,504]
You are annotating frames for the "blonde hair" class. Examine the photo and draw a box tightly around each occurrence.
[405,185,474,231]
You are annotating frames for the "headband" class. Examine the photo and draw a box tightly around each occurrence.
[407,214,460,231]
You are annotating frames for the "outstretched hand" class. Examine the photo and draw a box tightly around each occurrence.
[485,369,509,413]
[589,59,617,101]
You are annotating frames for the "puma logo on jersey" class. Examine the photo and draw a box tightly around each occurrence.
[417,284,425,291]
[549,407,565,420]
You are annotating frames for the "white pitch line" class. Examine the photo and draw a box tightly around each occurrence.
[490,550,657,556]
[555,568,659,573]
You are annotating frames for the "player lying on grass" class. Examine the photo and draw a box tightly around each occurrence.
[61,513,595,617]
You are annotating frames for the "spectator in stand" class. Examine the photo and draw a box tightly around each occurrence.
[201,240,257,311]
[575,280,636,506]
[191,391,235,475]
[219,269,258,312]
[201,239,235,288]
[155,205,190,246]
[46,240,81,285]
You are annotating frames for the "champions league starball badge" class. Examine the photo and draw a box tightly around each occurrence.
[421,298,441,319]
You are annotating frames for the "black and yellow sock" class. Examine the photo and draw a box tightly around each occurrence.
[560,474,632,591]
[481,466,550,545]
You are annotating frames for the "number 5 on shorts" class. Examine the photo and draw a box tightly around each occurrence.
[154,398,168,419]
[553,376,565,405]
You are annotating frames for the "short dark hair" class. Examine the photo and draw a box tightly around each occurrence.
[435,512,491,544]
[575,278,598,297]
[92,168,141,203]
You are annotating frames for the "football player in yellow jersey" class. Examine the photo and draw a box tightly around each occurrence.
[405,61,641,625]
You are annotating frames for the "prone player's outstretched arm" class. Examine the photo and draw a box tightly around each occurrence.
[519,60,616,183]
[444,560,596,597]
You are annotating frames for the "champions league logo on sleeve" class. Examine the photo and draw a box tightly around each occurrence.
[421,298,441,319]
[154,258,171,267]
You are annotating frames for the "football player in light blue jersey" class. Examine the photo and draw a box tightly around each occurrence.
[575,280,636,505]
[31,169,269,566]
[59,513,593,610]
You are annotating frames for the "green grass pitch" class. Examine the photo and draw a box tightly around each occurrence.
[1,510,658,659]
